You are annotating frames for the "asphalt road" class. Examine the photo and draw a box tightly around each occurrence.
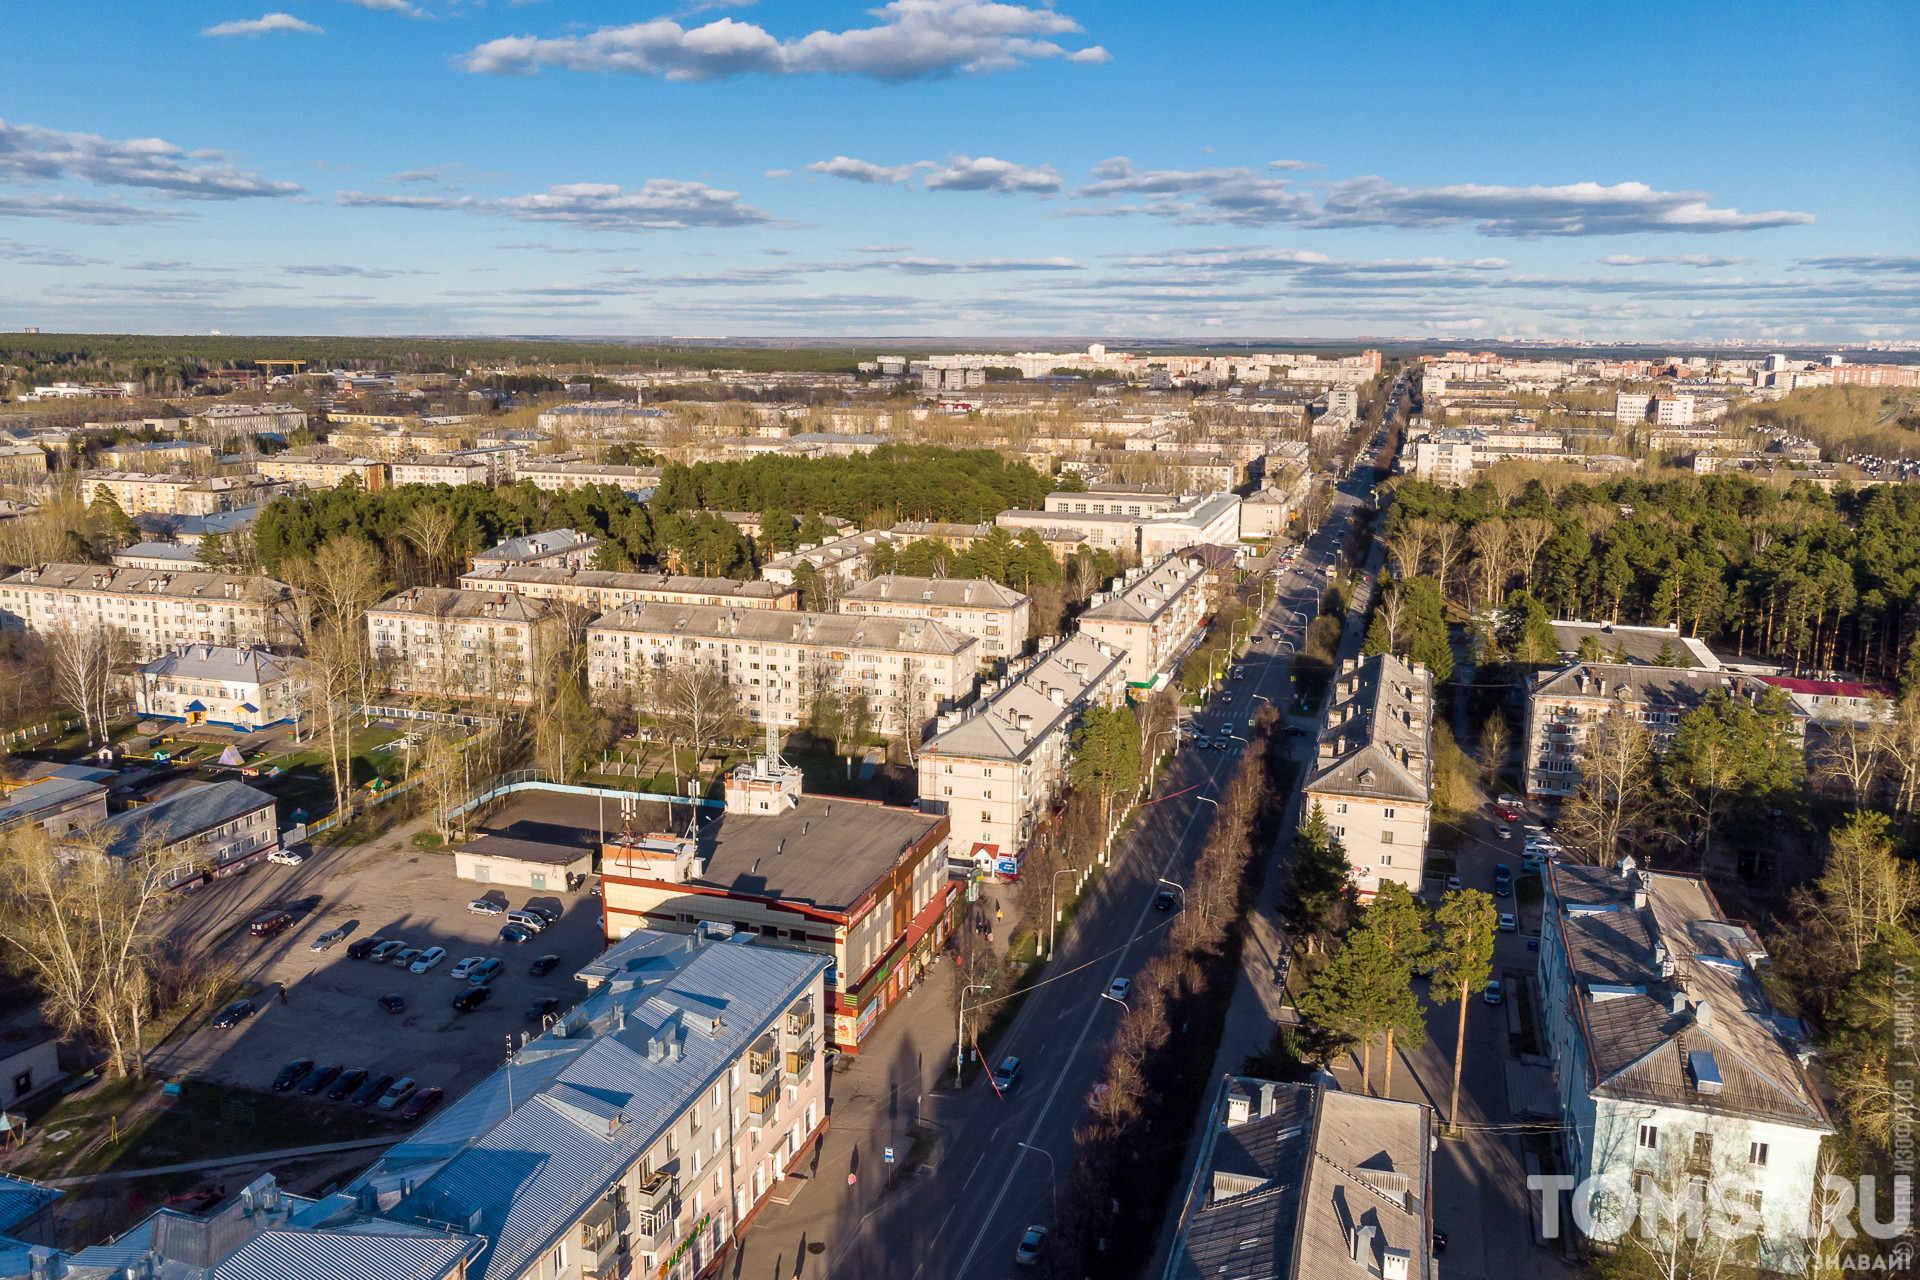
[819,465,1384,1280]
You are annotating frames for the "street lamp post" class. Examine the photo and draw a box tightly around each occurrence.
[957,982,991,1079]
[1018,1142,1057,1218]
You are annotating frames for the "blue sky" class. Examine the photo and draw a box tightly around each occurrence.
[2,0,1915,341]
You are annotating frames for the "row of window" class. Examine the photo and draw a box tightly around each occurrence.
[1637,1124,1769,1170]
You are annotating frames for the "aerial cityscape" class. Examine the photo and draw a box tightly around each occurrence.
[0,3,1911,1280]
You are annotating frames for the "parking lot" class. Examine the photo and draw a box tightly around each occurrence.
[149,796,610,1108]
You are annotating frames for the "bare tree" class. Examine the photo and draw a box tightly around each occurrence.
[1426,520,1465,604]
[1380,522,1432,582]
[1507,518,1555,593]
[42,620,124,746]
[1467,519,1511,605]
[400,506,459,587]
[1561,707,1653,867]
[418,731,468,841]
[299,626,362,819]
[1376,584,1406,653]
[1810,702,1890,808]
[656,663,746,766]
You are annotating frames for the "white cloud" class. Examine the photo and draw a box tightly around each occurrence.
[763,168,793,179]
[1798,254,1920,274]
[1599,254,1752,267]
[1268,159,1324,171]
[923,154,1060,193]
[0,239,104,267]
[0,193,180,224]
[336,179,775,230]
[202,13,322,37]
[0,120,302,198]
[344,0,425,17]
[459,0,1109,81]
[805,156,926,186]
[281,263,425,277]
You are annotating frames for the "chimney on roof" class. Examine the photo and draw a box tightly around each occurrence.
[1670,990,1686,1015]
[1258,1081,1277,1117]
[1696,1000,1712,1028]
[1597,677,1608,697]
[1349,1224,1376,1265]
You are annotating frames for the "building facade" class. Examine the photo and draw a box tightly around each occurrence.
[0,564,302,659]
[256,447,388,491]
[1301,654,1435,898]
[459,566,800,613]
[134,645,298,730]
[368,588,563,704]
[470,528,603,574]
[95,779,280,889]
[1076,553,1211,687]
[390,451,494,487]
[837,575,1030,664]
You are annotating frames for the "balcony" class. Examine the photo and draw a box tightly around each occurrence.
[746,1032,779,1084]
[785,1037,815,1078]
[579,1200,619,1273]
[631,1171,678,1249]
[747,1081,779,1124]
[785,999,815,1037]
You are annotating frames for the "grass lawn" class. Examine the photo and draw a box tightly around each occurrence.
[251,726,406,822]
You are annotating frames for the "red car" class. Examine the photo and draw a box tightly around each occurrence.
[399,1087,444,1122]
[1495,808,1520,822]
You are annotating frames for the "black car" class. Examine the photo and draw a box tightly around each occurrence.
[211,999,255,1029]
[352,1073,395,1107]
[453,986,490,1013]
[300,1064,342,1096]
[528,954,561,977]
[1152,891,1175,911]
[345,936,385,960]
[327,1067,368,1101]
[526,905,561,925]
[526,996,563,1021]
[378,993,406,1014]
[271,1058,314,1091]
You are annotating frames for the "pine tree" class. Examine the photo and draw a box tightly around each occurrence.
[1296,923,1422,1095]
[1280,802,1355,953]
[1652,638,1680,667]
[1361,612,1390,657]
[1431,890,1497,1133]
[1070,706,1142,864]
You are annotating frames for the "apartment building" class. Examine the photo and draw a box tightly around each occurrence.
[256,446,388,491]
[995,507,1141,554]
[96,440,215,471]
[389,449,494,487]
[134,644,298,730]
[111,543,202,572]
[601,759,952,1050]
[586,603,976,737]
[513,459,662,498]
[838,575,1030,663]
[1165,1079,1435,1280]
[95,779,280,889]
[759,530,902,588]
[471,528,603,574]
[459,566,800,613]
[1043,484,1179,517]
[84,471,290,517]
[916,634,1128,874]
[1522,663,1797,799]
[1301,654,1435,898]
[344,927,828,1280]
[367,588,562,704]
[130,503,260,547]
[0,445,46,484]
[1407,426,1568,485]
[1076,553,1211,688]
[1237,484,1295,539]
[325,427,460,462]
[0,564,302,659]
[1540,859,1832,1270]
[191,402,307,438]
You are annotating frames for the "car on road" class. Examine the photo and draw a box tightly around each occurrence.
[467,899,505,915]
[271,1059,313,1091]
[267,848,306,866]
[1495,807,1520,822]
[1496,793,1519,808]
[499,923,535,945]
[1195,736,1212,749]
[368,940,406,964]
[1152,891,1175,911]
[327,1068,368,1101]
[410,946,447,974]
[376,1077,417,1110]
[1498,913,1517,932]
[351,1073,394,1107]
[453,987,490,1013]
[400,1087,444,1122]
[211,999,255,1029]
[390,948,422,969]
[1494,824,1511,840]
[309,928,347,952]
[378,993,406,1014]
[1106,978,1131,1002]
[346,936,385,960]
[300,1064,342,1096]
[527,996,564,1021]
[1216,738,1232,750]
[1494,864,1512,896]
[529,954,562,976]
[991,1057,1022,1091]
[468,958,504,985]
[1484,980,1504,1005]
[1446,876,1462,892]
[1014,1226,1047,1267]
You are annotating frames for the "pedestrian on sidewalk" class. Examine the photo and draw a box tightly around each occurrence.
[278,983,288,1005]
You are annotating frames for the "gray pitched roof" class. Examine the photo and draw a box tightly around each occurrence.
[841,575,1028,609]
[1530,662,1760,709]
[2,564,292,600]
[921,635,1124,764]
[93,781,274,859]
[138,646,294,686]
[589,602,977,658]
[370,588,554,625]
[1079,555,1206,626]
[472,529,599,564]
[458,566,792,601]
[1303,653,1434,805]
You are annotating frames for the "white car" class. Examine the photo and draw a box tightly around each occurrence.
[1495,824,1512,840]
[410,946,447,973]
[1498,913,1516,932]
[467,899,505,916]
[1106,978,1131,1002]
[1014,1226,1047,1268]
[268,848,305,866]
[450,956,486,980]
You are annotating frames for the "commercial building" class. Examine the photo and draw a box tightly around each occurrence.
[586,603,976,738]
[599,757,952,1050]
[256,446,388,491]
[0,564,303,659]
[455,834,594,892]
[1164,1078,1435,1280]
[1522,663,1797,799]
[916,634,1128,875]
[1138,492,1244,559]
[1043,484,1179,517]
[838,575,1030,664]
[0,763,112,839]
[1540,859,1832,1270]
[470,528,603,574]
[1076,553,1211,688]
[367,588,563,704]
[459,566,800,613]
[94,779,280,889]
[134,644,298,730]
[1301,654,1435,899]
[390,450,494,487]
[994,507,1141,553]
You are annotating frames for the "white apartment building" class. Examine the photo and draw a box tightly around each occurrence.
[1301,654,1435,898]
[325,427,466,462]
[0,564,302,659]
[1138,492,1244,559]
[257,447,388,490]
[1076,553,1211,688]
[458,566,801,613]
[995,508,1141,553]
[1541,860,1833,1270]
[390,451,494,487]
[84,471,290,517]
[134,644,298,730]
[1616,392,1697,426]
[760,530,903,588]
[367,588,562,704]
[916,634,1128,871]
[470,528,602,574]
[191,403,307,438]
[513,459,662,498]
[586,603,977,738]
[838,575,1030,663]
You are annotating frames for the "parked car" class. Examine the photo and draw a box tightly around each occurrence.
[212,999,255,1029]
[453,986,490,1013]
[375,1077,417,1110]
[368,940,406,964]
[1446,876,1462,892]
[467,899,505,916]
[271,1059,314,1092]
[410,947,447,974]
[1015,1226,1047,1267]
[450,956,487,980]
[1196,737,1213,749]
[390,948,422,969]
[1494,864,1512,896]
[1152,891,1175,911]
[1498,913,1516,932]
[991,1057,1022,1091]
[527,996,564,1021]
[378,993,406,1014]
[1496,794,1519,808]
[351,1073,394,1107]
[346,936,385,960]
[267,848,306,866]
[300,1064,342,1096]
[327,1068,368,1101]
[525,905,561,925]
[498,924,534,945]
[505,911,547,933]
[468,958,505,985]
[248,911,294,938]
[399,1087,444,1122]
[529,954,561,977]
[1106,978,1131,1002]
[309,928,347,952]
[1484,980,1504,1005]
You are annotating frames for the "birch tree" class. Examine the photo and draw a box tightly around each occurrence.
[1562,706,1653,866]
